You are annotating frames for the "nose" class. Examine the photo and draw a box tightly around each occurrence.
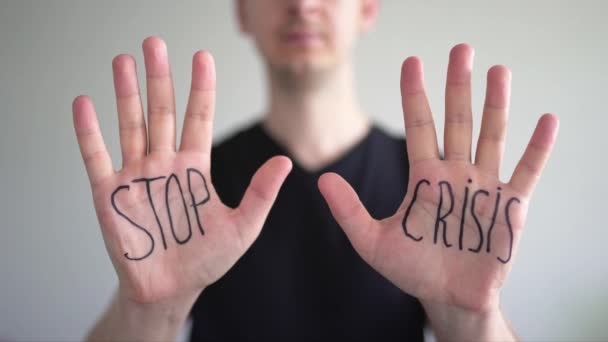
[287,0,322,17]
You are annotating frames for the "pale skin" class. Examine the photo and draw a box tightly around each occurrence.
[75,40,292,341]
[76,1,558,341]
[318,49,559,340]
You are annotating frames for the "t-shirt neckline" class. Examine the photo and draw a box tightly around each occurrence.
[253,121,378,177]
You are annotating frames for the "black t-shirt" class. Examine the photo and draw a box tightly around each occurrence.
[189,121,426,341]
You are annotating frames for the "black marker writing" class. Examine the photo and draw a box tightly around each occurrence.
[110,167,211,261]
[165,173,193,244]
[402,179,520,264]
[111,185,155,261]
[133,176,168,249]
[434,181,454,248]
[497,197,519,264]
[485,187,502,254]
[187,168,211,236]
[458,179,472,250]
[469,189,489,253]
[402,179,430,241]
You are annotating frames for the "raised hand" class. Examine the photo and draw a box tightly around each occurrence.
[73,37,291,305]
[318,44,558,315]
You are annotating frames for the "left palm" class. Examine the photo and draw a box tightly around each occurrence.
[318,44,558,313]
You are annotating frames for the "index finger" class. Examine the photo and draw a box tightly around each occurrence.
[509,113,559,197]
[72,95,115,186]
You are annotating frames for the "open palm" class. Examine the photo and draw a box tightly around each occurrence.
[72,37,291,304]
[319,44,558,313]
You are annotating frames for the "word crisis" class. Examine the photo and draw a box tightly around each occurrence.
[401,178,520,264]
[110,168,211,261]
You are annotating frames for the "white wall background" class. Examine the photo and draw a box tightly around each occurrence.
[0,0,606,340]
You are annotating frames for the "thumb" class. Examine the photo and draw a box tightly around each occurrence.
[318,172,378,261]
[236,156,292,245]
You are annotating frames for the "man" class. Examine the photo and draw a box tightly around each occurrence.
[73,0,558,340]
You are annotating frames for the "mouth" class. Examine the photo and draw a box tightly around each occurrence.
[281,30,323,47]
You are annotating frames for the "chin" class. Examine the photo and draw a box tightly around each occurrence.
[276,62,332,85]
[287,59,326,74]
[276,52,337,73]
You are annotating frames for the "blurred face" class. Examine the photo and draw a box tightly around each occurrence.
[237,0,378,77]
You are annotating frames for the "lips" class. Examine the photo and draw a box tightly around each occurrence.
[282,31,323,46]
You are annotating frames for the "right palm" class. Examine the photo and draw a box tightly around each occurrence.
[72,36,291,304]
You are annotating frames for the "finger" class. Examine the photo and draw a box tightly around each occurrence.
[401,57,440,164]
[112,54,147,166]
[318,172,378,262]
[72,95,115,186]
[143,36,176,153]
[236,156,292,245]
[444,44,474,162]
[509,114,559,197]
[475,65,511,176]
[179,51,216,154]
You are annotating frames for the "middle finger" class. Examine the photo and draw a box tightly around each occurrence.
[444,43,474,162]
[143,36,176,154]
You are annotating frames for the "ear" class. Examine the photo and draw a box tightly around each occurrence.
[359,0,379,33]
[235,0,250,34]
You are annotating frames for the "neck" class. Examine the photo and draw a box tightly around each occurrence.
[262,60,371,171]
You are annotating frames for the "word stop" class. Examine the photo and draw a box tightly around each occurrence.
[110,167,211,261]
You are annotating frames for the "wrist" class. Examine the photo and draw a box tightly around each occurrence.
[112,287,202,341]
[421,299,517,342]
